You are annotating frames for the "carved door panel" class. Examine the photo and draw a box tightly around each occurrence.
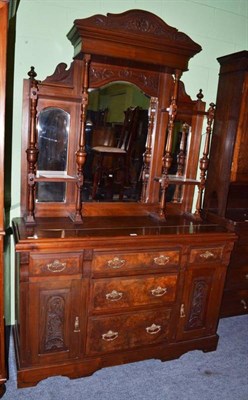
[176,265,225,341]
[28,279,84,365]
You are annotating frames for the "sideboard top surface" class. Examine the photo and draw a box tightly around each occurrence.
[12,216,236,252]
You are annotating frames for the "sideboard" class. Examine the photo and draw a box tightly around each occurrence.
[12,215,236,388]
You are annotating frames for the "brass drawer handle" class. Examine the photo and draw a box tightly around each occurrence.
[47,259,66,273]
[102,330,119,341]
[245,274,248,280]
[241,299,247,310]
[199,251,215,259]
[107,257,126,269]
[146,323,161,335]
[106,290,123,301]
[151,286,168,297]
[153,255,170,265]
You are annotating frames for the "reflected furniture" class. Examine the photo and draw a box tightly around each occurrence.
[13,10,236,389]
[0,0,8,396]
[91,106,143,200]
[204,51,248,318]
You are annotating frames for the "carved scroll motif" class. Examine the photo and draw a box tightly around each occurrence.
[42,62,74,85]
[80,10,200,48]
[89,66,159,95]
[187,280,208,329]
[44,296,65,352]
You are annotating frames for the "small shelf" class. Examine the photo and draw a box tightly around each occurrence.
[35,171,77,182]
[155,175,200,186]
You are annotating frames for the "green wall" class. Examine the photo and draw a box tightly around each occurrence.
[6,0,248,324]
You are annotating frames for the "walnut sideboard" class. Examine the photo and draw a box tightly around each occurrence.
[12,215,236,388]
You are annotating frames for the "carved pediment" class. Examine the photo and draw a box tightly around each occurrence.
[67,9,201,72]
[77,9,199,48]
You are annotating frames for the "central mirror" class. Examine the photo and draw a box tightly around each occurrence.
[82,82,150,202]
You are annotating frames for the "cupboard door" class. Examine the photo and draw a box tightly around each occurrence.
[27,279,84,365]
[176,265,226,341]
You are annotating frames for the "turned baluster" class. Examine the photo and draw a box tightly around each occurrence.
[172,122,189,203]
[26,66,39,224]
[73,54,91,222]
[194,102,215,219]
[141,97,158,202]
[159,70,182,217]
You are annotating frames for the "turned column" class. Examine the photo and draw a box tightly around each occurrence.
[194,102,215,219]
[72,54,91,222]
[26,67,39,224]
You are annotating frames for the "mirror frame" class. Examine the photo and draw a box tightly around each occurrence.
[21,10,205,222]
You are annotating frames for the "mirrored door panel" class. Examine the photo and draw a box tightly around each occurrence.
[36,107,70,202]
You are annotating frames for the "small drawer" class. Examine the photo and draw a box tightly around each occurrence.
[90,273,178,312]
[189,247,224,264]
[92,249,180,276]
[86,308,171,355]
[29,253,82,276]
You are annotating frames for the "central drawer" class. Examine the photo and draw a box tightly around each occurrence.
[90,274,178,312]
[86,308,172,355]
[92,249,180,276]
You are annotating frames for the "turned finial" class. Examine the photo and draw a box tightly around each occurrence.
[196,89,204,100]
[28,66,37,80]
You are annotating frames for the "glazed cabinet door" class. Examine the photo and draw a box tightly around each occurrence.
[25,278,84,366]
[176,247,227,341]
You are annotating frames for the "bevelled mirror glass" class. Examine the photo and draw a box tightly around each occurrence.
[36,107,70,202]
[82,82,150,202]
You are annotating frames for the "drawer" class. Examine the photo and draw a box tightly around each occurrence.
[189,246,224,264]
[29,253,82,276]
[90,274,178,312]
[224,265,248,290]
[220,289,248,318]
[92,249,180,276]
[86,308,171,355]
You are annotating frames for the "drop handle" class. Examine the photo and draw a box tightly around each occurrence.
[146,323,161,335]
[107,257,126,269]
[199,251,215,259]
[151,286,168,297]
[105,290,123,301]
[73,316,80,333]
[102,330,119,341]
[153,255,170,265]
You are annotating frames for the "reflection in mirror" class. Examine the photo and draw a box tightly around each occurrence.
[166,122,190,203]
[36,107,70,202]
[83,83,150,202]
